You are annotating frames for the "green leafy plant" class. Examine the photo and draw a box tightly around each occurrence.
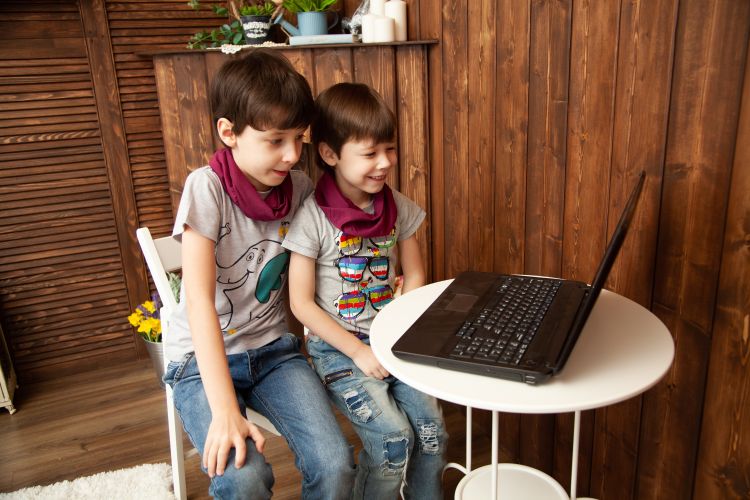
[240,1,276,16]
[188,1,273,49]
[282,0,337,13]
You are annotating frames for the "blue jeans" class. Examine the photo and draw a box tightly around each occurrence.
[164,333,356,500]
[306,336,447,500]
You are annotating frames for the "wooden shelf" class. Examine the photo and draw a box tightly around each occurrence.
[139,39,438,57]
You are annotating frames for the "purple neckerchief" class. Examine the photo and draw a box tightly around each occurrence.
[314,170,397,237]
[209,148,292,221]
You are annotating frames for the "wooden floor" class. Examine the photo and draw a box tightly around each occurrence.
[0,359,491,499]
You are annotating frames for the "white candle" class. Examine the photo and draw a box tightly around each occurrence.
[361,12,377,43]
[384,0,407,41]
[372,15,395,43]
[370,0,386,16]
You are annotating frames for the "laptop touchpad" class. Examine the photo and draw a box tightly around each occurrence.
[445,293,477,312]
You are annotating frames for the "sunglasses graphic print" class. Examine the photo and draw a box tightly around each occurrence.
[335,285,395,320]
[335,256,390,282]
[335,230,397,256]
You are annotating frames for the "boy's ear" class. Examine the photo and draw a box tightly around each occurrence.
[216,118,236,147]
[318,142,339,167]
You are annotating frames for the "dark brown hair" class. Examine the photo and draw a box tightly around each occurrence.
[312,83,396,173]
[210,49,314,133]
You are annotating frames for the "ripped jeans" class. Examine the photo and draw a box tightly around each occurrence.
[307,335,447,500]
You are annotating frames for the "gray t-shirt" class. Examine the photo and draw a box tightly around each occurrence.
[282,190,425,337]
[166,166,313,361]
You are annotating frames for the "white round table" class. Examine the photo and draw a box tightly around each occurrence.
[370,280,674,499]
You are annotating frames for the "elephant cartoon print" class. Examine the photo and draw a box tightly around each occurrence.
[214,224,290,333]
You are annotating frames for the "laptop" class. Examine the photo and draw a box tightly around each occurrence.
[392,171,646,385]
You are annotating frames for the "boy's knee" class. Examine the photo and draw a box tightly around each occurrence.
[209,452,274,500]
[415,418,447,456]
[308,440,355,477]
[379,429,413,476]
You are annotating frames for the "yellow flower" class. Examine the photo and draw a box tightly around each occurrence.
[128,311,143,327]
[143,300,156,314]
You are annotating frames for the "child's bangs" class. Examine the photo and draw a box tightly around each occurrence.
[347,103,396,144]
[247,102,311,132]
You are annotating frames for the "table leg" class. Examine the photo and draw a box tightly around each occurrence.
[466,406,472,472]
[491,411,499,499]
[571,410,581,500]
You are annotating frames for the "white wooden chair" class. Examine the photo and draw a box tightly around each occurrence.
[136,227,280,500]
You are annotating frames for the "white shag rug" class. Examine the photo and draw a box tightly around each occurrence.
[0,463,174,500]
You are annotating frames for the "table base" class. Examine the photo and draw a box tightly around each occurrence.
[454,463,568,500]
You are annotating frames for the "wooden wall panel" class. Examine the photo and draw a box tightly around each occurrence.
[639,1,750,499]
[106,0,224,239]
[418,0,749,498]
[694,31,750,500]
[441,0,470,279]
[467,0,496,275]
[396,47,431,280]
[0,0,136,380]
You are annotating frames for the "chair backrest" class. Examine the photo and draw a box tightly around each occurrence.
[136,227,181,312]
[136,226,281,439]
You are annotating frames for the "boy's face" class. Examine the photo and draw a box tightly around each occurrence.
[218,118,306,191]
[322,138,397,206]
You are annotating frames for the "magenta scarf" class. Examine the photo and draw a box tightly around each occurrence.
[209,148,292,221]
[314,171,397,237]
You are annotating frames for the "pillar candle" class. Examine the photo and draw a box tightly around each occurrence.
[384,0,407,41]
[372,15,395,42]
[361,12,377,43]
[370,0,386,16]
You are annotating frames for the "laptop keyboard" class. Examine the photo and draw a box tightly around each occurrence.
[448,276,561,365]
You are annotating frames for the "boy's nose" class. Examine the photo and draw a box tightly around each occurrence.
[377,153,392,169]
[282,142,301,163]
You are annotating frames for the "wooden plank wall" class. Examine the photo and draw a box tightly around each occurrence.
[0,0,228,381]
[0,0,748,498]
[409,0,750,499]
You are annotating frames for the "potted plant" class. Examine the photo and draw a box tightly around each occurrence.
[127,273,181,386]
[276,0,339,37]
[239,2,278,45]
[187,1,280,49]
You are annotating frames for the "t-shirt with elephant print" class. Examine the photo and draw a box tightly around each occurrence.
[165,166,313,362]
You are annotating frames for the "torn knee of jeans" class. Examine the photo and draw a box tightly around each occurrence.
[416,420,442,455]
[380,432,409,476]
[342,387,374,422]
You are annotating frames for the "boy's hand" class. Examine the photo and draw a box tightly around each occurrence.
[351,344,390,379]
[203,411,266,478]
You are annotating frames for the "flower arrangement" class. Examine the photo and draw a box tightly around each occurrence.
[127,272,181,343]
[128,294,162,343]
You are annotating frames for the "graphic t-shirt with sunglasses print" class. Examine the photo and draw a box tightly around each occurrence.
[282,189,425,337]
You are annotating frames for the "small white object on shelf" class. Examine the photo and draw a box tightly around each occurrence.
[371,15,395,42]
[384,0,407,41]
[370,0,386,16]
[288,33,356,46]
[361,12,377,43]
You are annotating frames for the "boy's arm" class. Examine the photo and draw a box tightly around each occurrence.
[398,234,426,294]
[288,252,389,379]
[181,227,265,477]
